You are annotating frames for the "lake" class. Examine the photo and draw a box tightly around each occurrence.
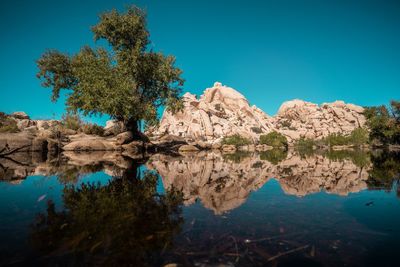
[0,149,399,266]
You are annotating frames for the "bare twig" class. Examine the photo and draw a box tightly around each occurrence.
[267,245,309,262]
[0,145,7,154]
[244,232,302,244]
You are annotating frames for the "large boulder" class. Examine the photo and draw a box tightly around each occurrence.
[62,134,119,151]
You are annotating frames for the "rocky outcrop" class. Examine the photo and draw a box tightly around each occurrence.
[150,82,274,146]
[147,151,370,214]
[0,113,149,154]
[149,82,366,144]
[273,99,366,141]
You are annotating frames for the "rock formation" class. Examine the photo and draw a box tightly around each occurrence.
[149,82,366,144]
[150,82,274,145]
[273,99,366,141]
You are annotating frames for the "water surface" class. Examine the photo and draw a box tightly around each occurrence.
[0,149,399,266]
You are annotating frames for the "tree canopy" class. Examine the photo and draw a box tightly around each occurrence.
[36,6,183,131]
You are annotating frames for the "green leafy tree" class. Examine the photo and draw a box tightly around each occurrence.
[36,6,183,134]
[364,101,400,145]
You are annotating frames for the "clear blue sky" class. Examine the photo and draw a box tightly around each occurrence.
[1,0,399,125]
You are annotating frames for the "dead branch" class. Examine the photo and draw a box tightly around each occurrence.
[0,144,30,157]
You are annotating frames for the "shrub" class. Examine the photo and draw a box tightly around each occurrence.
[322,128,369,147]
[348,127,369,146]
[61,113,83,131]
[0,112,19,133]
[60,113,105,136]
[221,134,251,147]
[80,123,104,136]
[260,131,288,148]
[323,133,348,146]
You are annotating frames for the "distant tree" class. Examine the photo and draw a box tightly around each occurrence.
[364,101,400,145]
[36,6,183,134]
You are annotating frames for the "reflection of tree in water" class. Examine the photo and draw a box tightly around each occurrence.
[223,151,251,163]
[30,170,184,266]
[324,149,370,168]
[260,149,288,164]
[367,150,400,196]
[56,163,105,184]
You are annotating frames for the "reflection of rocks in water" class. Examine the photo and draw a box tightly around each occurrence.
[148,151,270,214]
[277,153,369,196]
[148,151,370,214]
[0,151,141,183]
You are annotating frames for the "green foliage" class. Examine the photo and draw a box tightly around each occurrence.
[0,112,19,133]
[322,133,349,146]
[260,149,288,164]
[31,171,184,266]
[322,128,369,147]
[60,113,104,136]
[36,6,184,131]
[348,127,369,146]
[80,123,104,136]
[260,131,288,148]
[61,113,82,131]
[364,101,400,145]
[221,134,251,147]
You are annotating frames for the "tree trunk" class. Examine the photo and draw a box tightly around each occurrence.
[126,117,139,134]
